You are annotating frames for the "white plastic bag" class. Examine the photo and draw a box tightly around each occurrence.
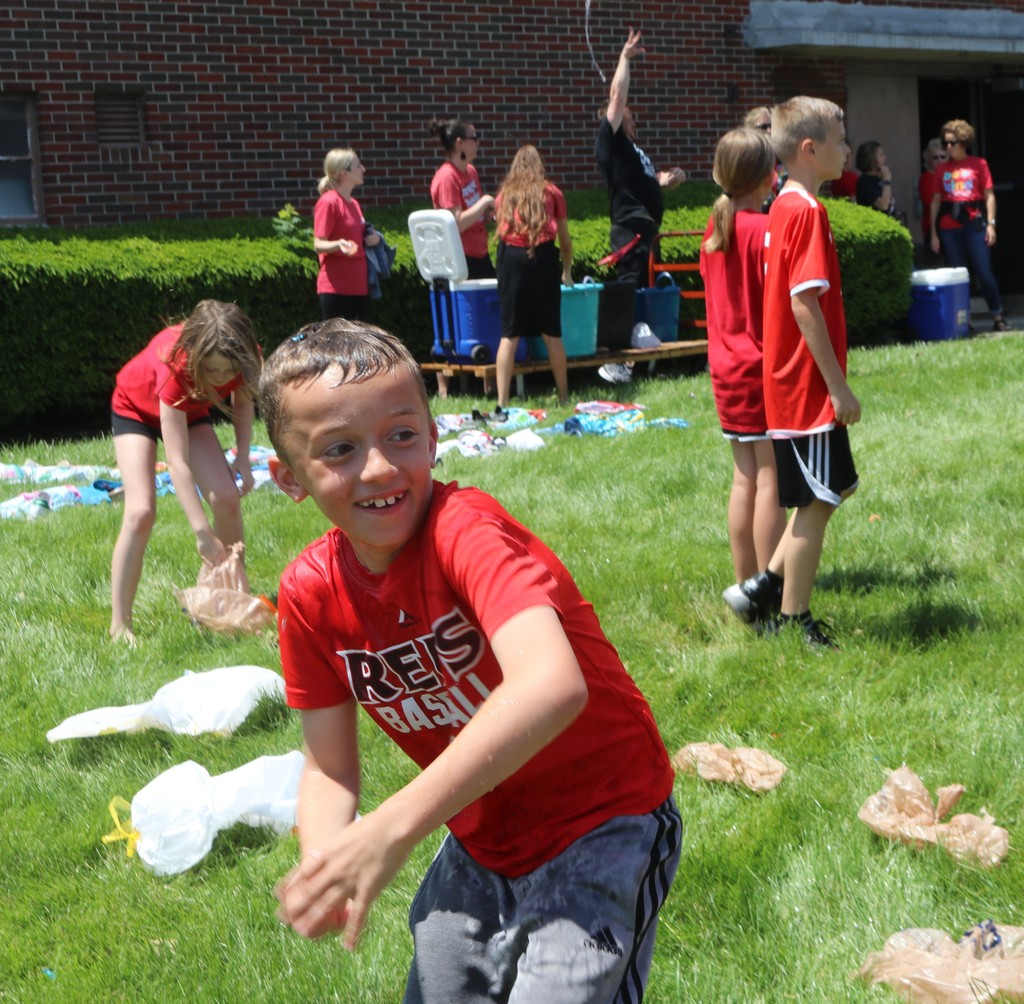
[105,751,305,876]
[47,665,285,742]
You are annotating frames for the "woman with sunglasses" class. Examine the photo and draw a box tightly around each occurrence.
[428,116,496,396]
[429,117,496,280]
[929,120,1009,332]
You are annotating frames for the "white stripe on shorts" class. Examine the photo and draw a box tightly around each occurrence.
[794,431,841,507]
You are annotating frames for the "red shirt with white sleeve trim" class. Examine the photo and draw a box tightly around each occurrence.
[763,187,847,437]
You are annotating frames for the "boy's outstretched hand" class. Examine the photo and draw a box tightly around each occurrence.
[276,813,415,950]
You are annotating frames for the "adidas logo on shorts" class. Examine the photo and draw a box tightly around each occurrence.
[584,926,624,957]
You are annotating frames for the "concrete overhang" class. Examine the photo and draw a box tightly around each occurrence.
[745,1,1024,63]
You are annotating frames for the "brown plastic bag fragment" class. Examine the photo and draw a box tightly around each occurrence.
[174,542,276,635]
[672,742,787,792]
[857,765,1009,867]
[857,921,1024,1004]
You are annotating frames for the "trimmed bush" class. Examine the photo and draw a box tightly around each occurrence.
[0,185,912,438]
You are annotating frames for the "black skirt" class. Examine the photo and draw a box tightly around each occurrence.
[496,240,562,340]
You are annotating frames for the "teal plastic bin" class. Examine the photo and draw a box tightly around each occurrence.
[529,279,602,359]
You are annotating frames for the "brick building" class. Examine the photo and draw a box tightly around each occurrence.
[2,1,1022,285]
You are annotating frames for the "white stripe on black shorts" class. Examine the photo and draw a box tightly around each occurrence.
[773,426,858,508]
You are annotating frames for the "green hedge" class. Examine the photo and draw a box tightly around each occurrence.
[0,185,911,438]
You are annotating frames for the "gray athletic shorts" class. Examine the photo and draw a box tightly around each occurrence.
[403,797,681,1004]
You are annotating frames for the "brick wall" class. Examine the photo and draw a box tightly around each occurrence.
[1,0,1021,226]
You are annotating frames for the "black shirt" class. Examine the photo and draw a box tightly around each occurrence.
[595,118,663,229]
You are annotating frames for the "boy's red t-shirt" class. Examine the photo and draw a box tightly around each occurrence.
[111,325,243,427]
[762,187,847,436]
[277,481,674,877]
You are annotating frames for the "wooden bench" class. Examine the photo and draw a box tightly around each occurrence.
[422,339,708,398]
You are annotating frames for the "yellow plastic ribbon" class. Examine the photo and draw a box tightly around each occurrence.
[101,796,140,858]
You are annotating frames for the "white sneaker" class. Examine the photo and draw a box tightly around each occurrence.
[598,363,633,384]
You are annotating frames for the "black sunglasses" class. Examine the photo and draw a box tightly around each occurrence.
[942,139,959,148]
[755,123,771,131]
[463,132,481,141]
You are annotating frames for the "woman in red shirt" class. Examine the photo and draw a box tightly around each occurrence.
[313,148,382,321]
[929,119,1008,332]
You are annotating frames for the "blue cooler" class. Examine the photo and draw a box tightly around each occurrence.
[908,267,970,341]
[428,279,526,364]
[634,271,680,342]
[408,209,526,364]
[529,279,602,360]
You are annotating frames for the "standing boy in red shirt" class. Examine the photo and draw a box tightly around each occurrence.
[261,319,680,1002]
[723,96,861,648]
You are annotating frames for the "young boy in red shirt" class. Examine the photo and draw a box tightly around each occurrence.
[723,96,861,648]
[261,319,680,1002]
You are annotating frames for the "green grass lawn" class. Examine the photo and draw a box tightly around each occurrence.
[1,335,1022,1002]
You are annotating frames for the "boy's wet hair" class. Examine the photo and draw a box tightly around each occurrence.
[770,96,844,165]
[259,318,427,459]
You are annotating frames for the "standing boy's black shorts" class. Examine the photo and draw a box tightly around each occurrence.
[497,240,562,340]
[773,426,858,508]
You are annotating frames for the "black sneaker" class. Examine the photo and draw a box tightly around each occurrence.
[763,614,839,649]
[722,572,782,625]
[993,317,1010,333]
[803,618,838,650]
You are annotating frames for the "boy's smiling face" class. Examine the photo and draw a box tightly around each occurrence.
[269,366,438,574]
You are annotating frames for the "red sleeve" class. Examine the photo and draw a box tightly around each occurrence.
[277,541,354,710]
[785,201,831,295]
[549,184,567,221]
[313,191,337,239]
[434,495,564,640]
[978,158,994,191]
[431,164,463,210]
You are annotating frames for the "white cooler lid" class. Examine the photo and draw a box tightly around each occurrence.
[408,209,469,283]
[911,267,969,287]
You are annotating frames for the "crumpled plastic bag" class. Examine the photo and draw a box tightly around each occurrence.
[858,765,1009,867]
[857,920,1024,1004]
[174,542,276,634]
[102,751,304,876]
[632,321,662,348]
[47,665,285,741]
[672,742,787,792]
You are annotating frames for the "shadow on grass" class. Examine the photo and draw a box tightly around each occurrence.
[870,597,986,646]
[233,695,294,737]
[58,729,175,768]
[195,821,286,874]
[818,561,956,596]
[819,563,989,646]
